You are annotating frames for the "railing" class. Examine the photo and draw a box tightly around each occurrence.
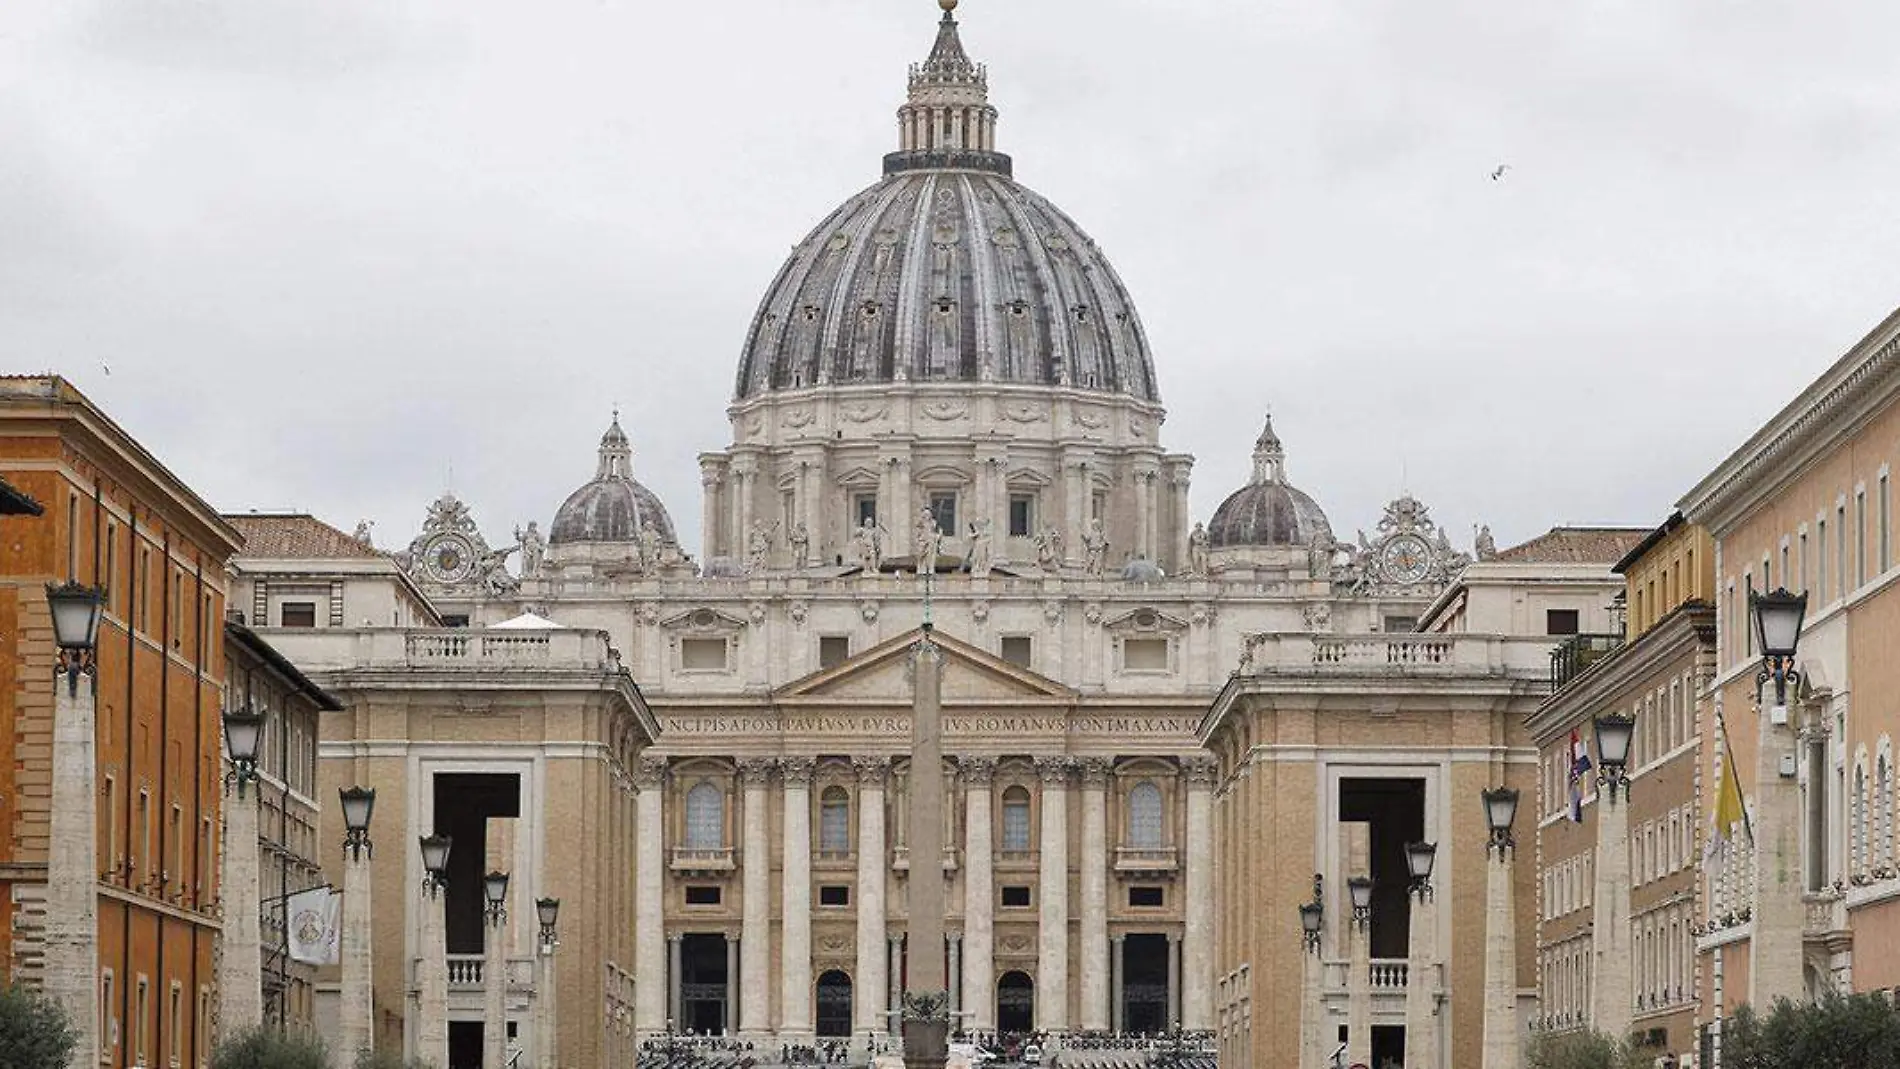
[1114,846,1179,872]
[1237,633,1544,677]
[440,954,538,991]
[1550,633,1624,690]
[1313,638,1453,667]
[1804,891,1845,935]
[406,631,553,661]
[251,626,619,673]
[1368,960,1408,989]
[669,848,736,872]
[1321,958,1414,991]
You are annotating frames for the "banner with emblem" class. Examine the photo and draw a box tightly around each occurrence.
[287,886,340,966]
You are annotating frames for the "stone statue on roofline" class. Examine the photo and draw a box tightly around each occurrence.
[515,521,546,576]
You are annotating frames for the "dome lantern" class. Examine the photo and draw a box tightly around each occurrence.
[886,1,1011,177]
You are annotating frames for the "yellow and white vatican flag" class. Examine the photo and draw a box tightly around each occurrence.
[287,886,341,966]
[1707,711,1754,861]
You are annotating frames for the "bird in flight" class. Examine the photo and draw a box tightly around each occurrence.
[1490,164,1511,181]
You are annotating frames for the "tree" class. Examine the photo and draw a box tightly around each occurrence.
[209,1026,328,1069]
[1723,993,1900,1069]
[0,984,78,1069]
[1526,1029,1646,1069]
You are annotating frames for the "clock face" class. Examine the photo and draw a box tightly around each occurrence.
[1381,534,1432,584]
[427,535,474,583]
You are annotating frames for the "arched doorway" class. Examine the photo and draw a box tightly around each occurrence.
[996,971,1034,1035]
[816,970,853,1037]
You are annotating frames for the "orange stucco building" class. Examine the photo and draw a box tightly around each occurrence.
[0,376,242,1068]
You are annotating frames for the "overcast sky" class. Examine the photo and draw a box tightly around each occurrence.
[7,0,1900,557]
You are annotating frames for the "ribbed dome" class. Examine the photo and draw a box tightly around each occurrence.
[549,417,677,546]
[731,8,1158,404]
[1208,417,1334,548]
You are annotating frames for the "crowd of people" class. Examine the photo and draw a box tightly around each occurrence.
[635,1029,1218,1069]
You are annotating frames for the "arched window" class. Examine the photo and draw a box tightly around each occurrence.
[685,782,724,850]
[1001,785,1032,852]
[1879,753,1894,866]
[820,786,851,854]
[1128,781,1163,848]
[1852,764,1868,874]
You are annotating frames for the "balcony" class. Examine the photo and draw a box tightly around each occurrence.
[1321,959,1415,992]
[892,847,959,872]
[1114,847,1179,873]
[670,847,736,874]
[1549,633,1624,690]
[440,954,537,992]
[1236,633,1549,678]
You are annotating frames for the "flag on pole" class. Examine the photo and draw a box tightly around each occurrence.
[1708,710,1753,860]
[287,887,341,966]
[1567,728,1593,823]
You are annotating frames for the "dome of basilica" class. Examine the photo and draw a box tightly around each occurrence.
[731,7,1158,405]
[1208,418,1334,549]
[549,417,677,546]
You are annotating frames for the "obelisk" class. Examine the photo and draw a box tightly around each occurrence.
[904,623,949,1069]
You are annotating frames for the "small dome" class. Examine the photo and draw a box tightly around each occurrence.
[549,417,678,545]
[1121,557,1166,583]
[1208,416,1334,548]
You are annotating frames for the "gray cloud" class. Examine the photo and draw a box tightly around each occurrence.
[7,0,1900,558]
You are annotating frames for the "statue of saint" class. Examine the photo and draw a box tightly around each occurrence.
[1475,524,1497,561]
[913,506,944,573]
[1187,522,1210,576]
[1082,517,1110,577]
[637,519,663,573]
[351,520,374,548]
[1307,531,1334,579]
[854,517,886,573]
[1034,525,1064,570]
[515,521,546,576]
[964,518,994,577]
[788,521,811,569]
[745,519,777,574]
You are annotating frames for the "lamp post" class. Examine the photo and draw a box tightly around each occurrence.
[1298,875,1324,1069]
[537,897,561,1069]
[484,870,511,1069]
[1749,587,1810,1005]
[44,581,104,1067]
[218,704,267,1037]
[1403,841,1437,1069]
[1345,874,1374,1069]
[338,787,376,1061]
[1590,714,1635,1043]
[1480,788,1520,1069]
[417,836,453,1069]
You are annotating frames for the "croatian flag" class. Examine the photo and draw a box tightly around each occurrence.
[1567,728,1593,823]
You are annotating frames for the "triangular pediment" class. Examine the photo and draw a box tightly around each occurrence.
[777,627,1075,703]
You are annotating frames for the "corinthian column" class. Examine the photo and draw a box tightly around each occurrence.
[1077,759,1111,1032]
[781,757,816,1039]
[634,756,668,1035]
[46,677,100,1067]
[855,758,892,1036]
[1036,758,1073,1032]
[961,758,997,1033]
[1181,757,1217,1031]
[739,759,775,1036]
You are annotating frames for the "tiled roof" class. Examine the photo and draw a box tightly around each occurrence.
[0,474,43,515]
[225,513,383,560]
[1493,526,1652,565]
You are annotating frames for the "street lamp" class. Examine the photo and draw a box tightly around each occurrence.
[1299,874,1324,953]
[483,870,510,925]
[339,787,376,861]
[222,705,265,799]
[1404,841,1437,900]
[419,835,453,894]
[537,897,561,952]
[1750,587,1808,714]
[1481,787,1519,857]
[45,581,104,695]
[1347,875,1374,929]
[1594,713,1636,801]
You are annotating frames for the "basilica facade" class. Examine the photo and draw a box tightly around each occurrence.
[235,6,1626,1067]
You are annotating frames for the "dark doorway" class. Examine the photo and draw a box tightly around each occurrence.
[1121,933,1171,1034]
[448,1020,482,1069]
[681,933,730,1034]
[1338,777,1426,958]
[816,970,853,1037]
[1374,1024,1405,1067]
[434,773,522,955]
[997,971,1034,1034]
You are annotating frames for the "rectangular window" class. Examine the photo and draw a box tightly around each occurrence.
[1857,490,1868,587]
[1744,574,1755,657]
[928,492,958,539]
[104,774,118,879]
[1818,522,1828,603]
[818,636,850,669]
[170,805,183,892]
[105,525,116,615]
[1780,544,1790,589]
[854,494,878,529]
[279,601,316,628]
[1000,635,1033,669]
[136,975,149,1064]
[67,494,78,580]
[1837,507,1847,599]
[1001,885,1032,908]
[684,886,722,906]
[139,546,151,632]
[681,638,729,671]
[138,789,151,884]
[1128,886,1165,908]
[170,982,183,1066]
[1091,491,1108,520]
[1546,609,1580,636]
[199,817,213,898]
[1123,637,1170,672]
[1883,474,1892,572]
[1382,615,1418,633]
[1009,494,1035,538]
[102,971,116,1055]
[1800,532,1810,593]
[819,885,850,907]
[441,613,471,628]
